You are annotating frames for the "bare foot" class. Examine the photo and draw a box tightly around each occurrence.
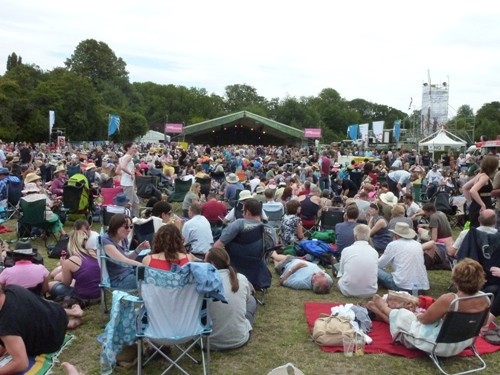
[68,304,84,318]
[67,318,82,330]
[373,294,387,309]
[366,301,388,323]
[61,362,84,375]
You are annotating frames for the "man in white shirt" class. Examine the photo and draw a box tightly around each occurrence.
[378,222,430,293]
[182,202,214,258]
[337,224,378,297]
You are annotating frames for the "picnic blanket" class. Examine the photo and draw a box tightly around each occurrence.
[305,302,500,358]
[0,334,74,374]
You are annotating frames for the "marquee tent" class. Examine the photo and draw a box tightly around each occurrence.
[136,130,165,144]
[418,129,466,149]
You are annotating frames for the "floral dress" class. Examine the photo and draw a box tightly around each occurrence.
[280,214,301,246]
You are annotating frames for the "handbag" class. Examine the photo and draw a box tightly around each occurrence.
[311,314,354,346]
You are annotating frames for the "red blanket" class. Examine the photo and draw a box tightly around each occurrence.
[305,302,500,358]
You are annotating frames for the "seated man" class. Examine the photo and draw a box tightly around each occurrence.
[271,252,332,294]
[335,204,359,255]
[0,285,83,374]
[378,222,430,293]
[182,202,214,258]
[337,224,378,298]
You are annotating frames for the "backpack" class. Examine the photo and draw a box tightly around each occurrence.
[296,240,333,258]
[311,314,355,346]
[48,234,69,259]
[311,230,335,243]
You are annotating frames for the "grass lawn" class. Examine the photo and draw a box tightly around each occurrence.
[1,212,500,375]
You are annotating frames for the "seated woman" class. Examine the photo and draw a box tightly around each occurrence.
[0,240,49,295]
[182,182,201,218]
[387,204,413,231]
[102,214,149,289]
[280,200,304,246]
[49,229,100,305]
[150,201,183,231]
[142,224,196,270]
[367,258,492,357]
[205,247,256,350]
[367,203,392,253]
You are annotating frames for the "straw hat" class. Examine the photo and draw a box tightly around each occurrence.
[389,222,417,239]
[379,192,398,206]
[22,182,41,194]
[24,172,41,184]
[85,163,97,171]
[255,186,265,194]
[226,173,239,184]
[238,190,253,201]
[54,165,66,175]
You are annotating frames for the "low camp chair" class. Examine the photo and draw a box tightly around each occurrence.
[17,198,57,248]
[402,293,493,375]
[319,207,344,231]
[169,178,192,202]
[136,266,213,375]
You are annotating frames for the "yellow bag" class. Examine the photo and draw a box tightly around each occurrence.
[311,314,354,346]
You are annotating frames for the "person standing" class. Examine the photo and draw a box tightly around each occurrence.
[318,151,332,191]
[119,142,140,217]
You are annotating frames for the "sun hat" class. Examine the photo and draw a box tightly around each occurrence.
[389,222,417,239]
[255,186,265,194]
[238,190,253,201]
[24,173,41,184]
[85,163,97,171]
[0,167,10,175]
[226,173,239,184]
[54,165,66,175]
[113,193,130,207]
[12,156,20,163]
[22,182,41,194]
[379,192,398,206]
[9,240,36,256]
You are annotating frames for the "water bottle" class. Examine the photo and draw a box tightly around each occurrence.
[412,284,419,297]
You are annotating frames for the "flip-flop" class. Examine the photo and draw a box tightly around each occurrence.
[482,329,500,345]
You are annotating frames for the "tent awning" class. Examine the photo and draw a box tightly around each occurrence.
[419,129,466,147]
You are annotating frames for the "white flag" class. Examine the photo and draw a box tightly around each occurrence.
[49,110,55,132]
[359,123,369,147]
[372,121,384,143]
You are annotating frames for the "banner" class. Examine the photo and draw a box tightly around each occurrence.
[358,123,369,146]
[393,120,401,143]
[165,123,183,133]
[372,121,384,143]
[304,128,321,138]
[347,124,358,141]
[49,110,55,133]
[108,114,120,137]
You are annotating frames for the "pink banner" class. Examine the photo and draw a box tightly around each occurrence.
[304,128,321,138]
[164,123,183,133]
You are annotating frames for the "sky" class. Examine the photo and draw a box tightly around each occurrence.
[1,0,500,117]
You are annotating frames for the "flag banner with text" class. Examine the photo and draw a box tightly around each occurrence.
[164,123,183,133]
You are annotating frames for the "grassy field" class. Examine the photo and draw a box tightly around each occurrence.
[1,213,500,375]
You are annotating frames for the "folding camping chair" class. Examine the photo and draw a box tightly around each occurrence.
[17,198,57,248]
[97,233,137,323]
[263,205,284,236]
[225,224,273,305]
[401,293,492,375]
[130,218,155,251]
[195,177,212,197]
[319,207,344,231]
[300,213,319,239]
[169,178,192,202]
[6,178,23,220]
[100,187,123,206]
[135,266,213,375]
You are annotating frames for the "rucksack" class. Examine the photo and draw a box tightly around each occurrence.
[48,234,69,259]
[296,240,333,258]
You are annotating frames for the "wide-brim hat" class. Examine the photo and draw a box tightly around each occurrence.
[333,162,341,168]
[54,165,66,174]
[9,240,36,256]
[85,163,97,171]
[255,186,265,194]
[226,173,239,184]
[380,192,398,206]
[278,181,287,187]
[389,222,417,239]
[113,193,130,206]
[22,182,41,194]
[238,190,253,201]
[0,167,9,175]
[24,172,41,184]
[12,156,20,163]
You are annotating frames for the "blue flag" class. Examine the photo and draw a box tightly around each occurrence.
[348,124,358,141]
[108,114,120,136]
[393,120,401,142]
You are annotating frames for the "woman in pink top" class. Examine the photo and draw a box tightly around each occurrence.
[142,224,196,271]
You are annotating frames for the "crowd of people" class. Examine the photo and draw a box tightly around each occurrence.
[0,137,500,372]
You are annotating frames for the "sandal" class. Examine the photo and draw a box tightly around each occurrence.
[482,329,500,345]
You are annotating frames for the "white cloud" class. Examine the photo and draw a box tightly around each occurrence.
[1,0,499,116]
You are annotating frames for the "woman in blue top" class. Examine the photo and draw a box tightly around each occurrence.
[102,214,149,289]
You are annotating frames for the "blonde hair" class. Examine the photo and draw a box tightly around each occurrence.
[68,230,93,258]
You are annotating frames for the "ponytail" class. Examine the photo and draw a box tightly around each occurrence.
[228,265,240,293]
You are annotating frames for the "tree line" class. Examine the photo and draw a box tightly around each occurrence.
[1,39,499,144]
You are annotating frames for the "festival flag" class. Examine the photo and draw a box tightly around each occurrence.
[108,114,120,136]
[393,119,401,142]
[372,121,384,143]
[358,123,369,146]
[49,110,55,133]
[347,124,358,141]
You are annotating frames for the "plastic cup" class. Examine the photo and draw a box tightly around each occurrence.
[342,335,355,357]
[355,334,365,356]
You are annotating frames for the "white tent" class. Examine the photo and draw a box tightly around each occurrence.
[136,130,165,144]
[419,129,466,150]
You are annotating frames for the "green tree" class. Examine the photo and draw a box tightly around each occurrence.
[476,101,500,140]
[6,52,22,71]
[224,84,267,113]
[65,39,128,86]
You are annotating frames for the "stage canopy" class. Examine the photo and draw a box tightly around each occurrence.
[419,129,467,149]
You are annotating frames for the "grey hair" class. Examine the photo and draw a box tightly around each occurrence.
[354,224,371,242]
